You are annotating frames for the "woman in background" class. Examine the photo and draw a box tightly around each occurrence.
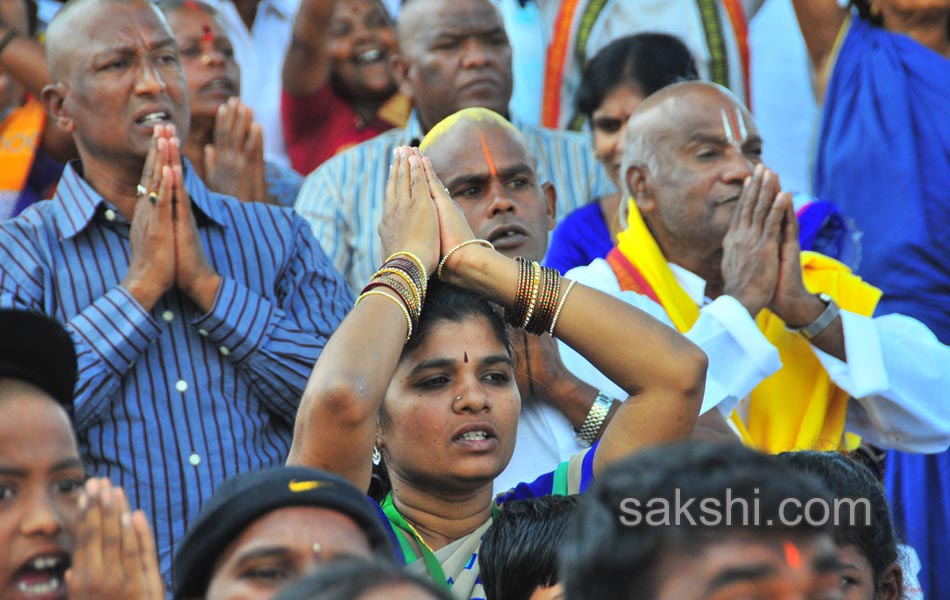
[281,0,409,174]
[791,2,950,597]
[544,33,698,275]
[159,0,302,207]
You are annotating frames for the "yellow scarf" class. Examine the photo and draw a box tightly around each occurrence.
[0,97,45,194]
[609,202,881,453]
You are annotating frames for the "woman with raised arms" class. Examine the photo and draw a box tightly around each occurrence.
[287,146,707,598]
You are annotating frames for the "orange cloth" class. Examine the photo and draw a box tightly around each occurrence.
[0,97,45,194]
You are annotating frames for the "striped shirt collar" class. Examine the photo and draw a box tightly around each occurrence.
[53,159,226,240]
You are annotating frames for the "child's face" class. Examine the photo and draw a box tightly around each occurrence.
[0,381,83,600]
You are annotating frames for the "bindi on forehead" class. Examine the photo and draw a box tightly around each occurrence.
[201,23,213,43]
[719,106,749,144]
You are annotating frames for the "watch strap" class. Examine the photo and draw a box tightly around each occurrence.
[787,293,840,340]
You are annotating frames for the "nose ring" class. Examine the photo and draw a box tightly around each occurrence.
[200,54,211,65]
[455,395,462,402]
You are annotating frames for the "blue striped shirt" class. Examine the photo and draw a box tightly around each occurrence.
[0,161,352,584]
[294,111,614,292]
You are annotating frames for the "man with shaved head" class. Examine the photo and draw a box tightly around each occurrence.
[417,107,733,490]
[0,0,351,586]
[554,81,950,456]
[294,0,613,293]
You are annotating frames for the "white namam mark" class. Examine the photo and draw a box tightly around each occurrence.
[720,107,735,143]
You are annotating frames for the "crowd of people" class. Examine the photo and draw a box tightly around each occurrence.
[0,0,948,598]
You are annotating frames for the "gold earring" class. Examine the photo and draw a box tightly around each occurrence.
[869,2,881,17]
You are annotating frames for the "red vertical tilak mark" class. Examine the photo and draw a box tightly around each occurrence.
[477,132,497,178]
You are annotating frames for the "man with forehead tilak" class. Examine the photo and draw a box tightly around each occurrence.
[420,108,731,489]
[294,0,613,294]
[558,81,950,455]
[0,0,350,585]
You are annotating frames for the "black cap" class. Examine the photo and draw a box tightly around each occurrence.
[0,309,76,411]
[173,466,394,598]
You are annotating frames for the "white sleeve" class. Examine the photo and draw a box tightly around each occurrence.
[810,311,950,453]
[693,296,783,415]
[559,261,781,416]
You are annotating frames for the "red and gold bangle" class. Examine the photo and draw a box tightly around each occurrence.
[355,290,413,341]
[507,257,532,327]
[527,266,562,335]
[375,267,421,307]
[366,274,420,327]
[384,251,428,287]
[384,254,427,297]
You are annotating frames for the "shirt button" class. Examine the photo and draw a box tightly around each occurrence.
[162,310,174,322]
[218,346,230,356]
[198,329,209,337]
[104,209,116,221]
[175,380,189,393]
[188,453,201,466]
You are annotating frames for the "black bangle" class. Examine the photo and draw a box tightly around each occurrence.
[0,27,18,57]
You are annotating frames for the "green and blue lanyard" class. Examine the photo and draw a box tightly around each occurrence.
[380,461,571,591]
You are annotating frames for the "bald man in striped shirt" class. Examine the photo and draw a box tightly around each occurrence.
[0,0,351,585]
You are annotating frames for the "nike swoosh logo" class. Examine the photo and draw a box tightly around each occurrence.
[288,479,333,493]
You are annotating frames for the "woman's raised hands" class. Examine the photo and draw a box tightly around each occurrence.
[379,146,442,275]
[420,153,478,267]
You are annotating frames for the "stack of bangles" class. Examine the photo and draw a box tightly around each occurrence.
[508,257,576,336]
[355,251,428,341]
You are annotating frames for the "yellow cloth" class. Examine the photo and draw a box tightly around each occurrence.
[0,97,45,193]
[614,201,881,452]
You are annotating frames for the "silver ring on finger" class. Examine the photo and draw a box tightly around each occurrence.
[137,184,148,198]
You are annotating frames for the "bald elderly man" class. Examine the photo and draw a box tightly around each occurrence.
[546,82,950,460]
[417,108,733,490]
[294,0,613,293]
[0,0,351,584]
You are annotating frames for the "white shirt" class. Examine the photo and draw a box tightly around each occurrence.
[206,0,299,168]
[497,258,950,492]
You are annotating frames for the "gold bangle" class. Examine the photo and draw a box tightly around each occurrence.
[548,279,576,336]
[436,239,494,280]
[521,260,543,329]
[384,251,428,292]
[355,290,413,341]
[375,267,421,306]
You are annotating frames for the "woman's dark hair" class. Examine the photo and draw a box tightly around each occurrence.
[368,279,510,501]
[574,32,699,121]
[403,279,509,356]
[273,557,453,600]
[778,450,899,589]
[480,495,580,600]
